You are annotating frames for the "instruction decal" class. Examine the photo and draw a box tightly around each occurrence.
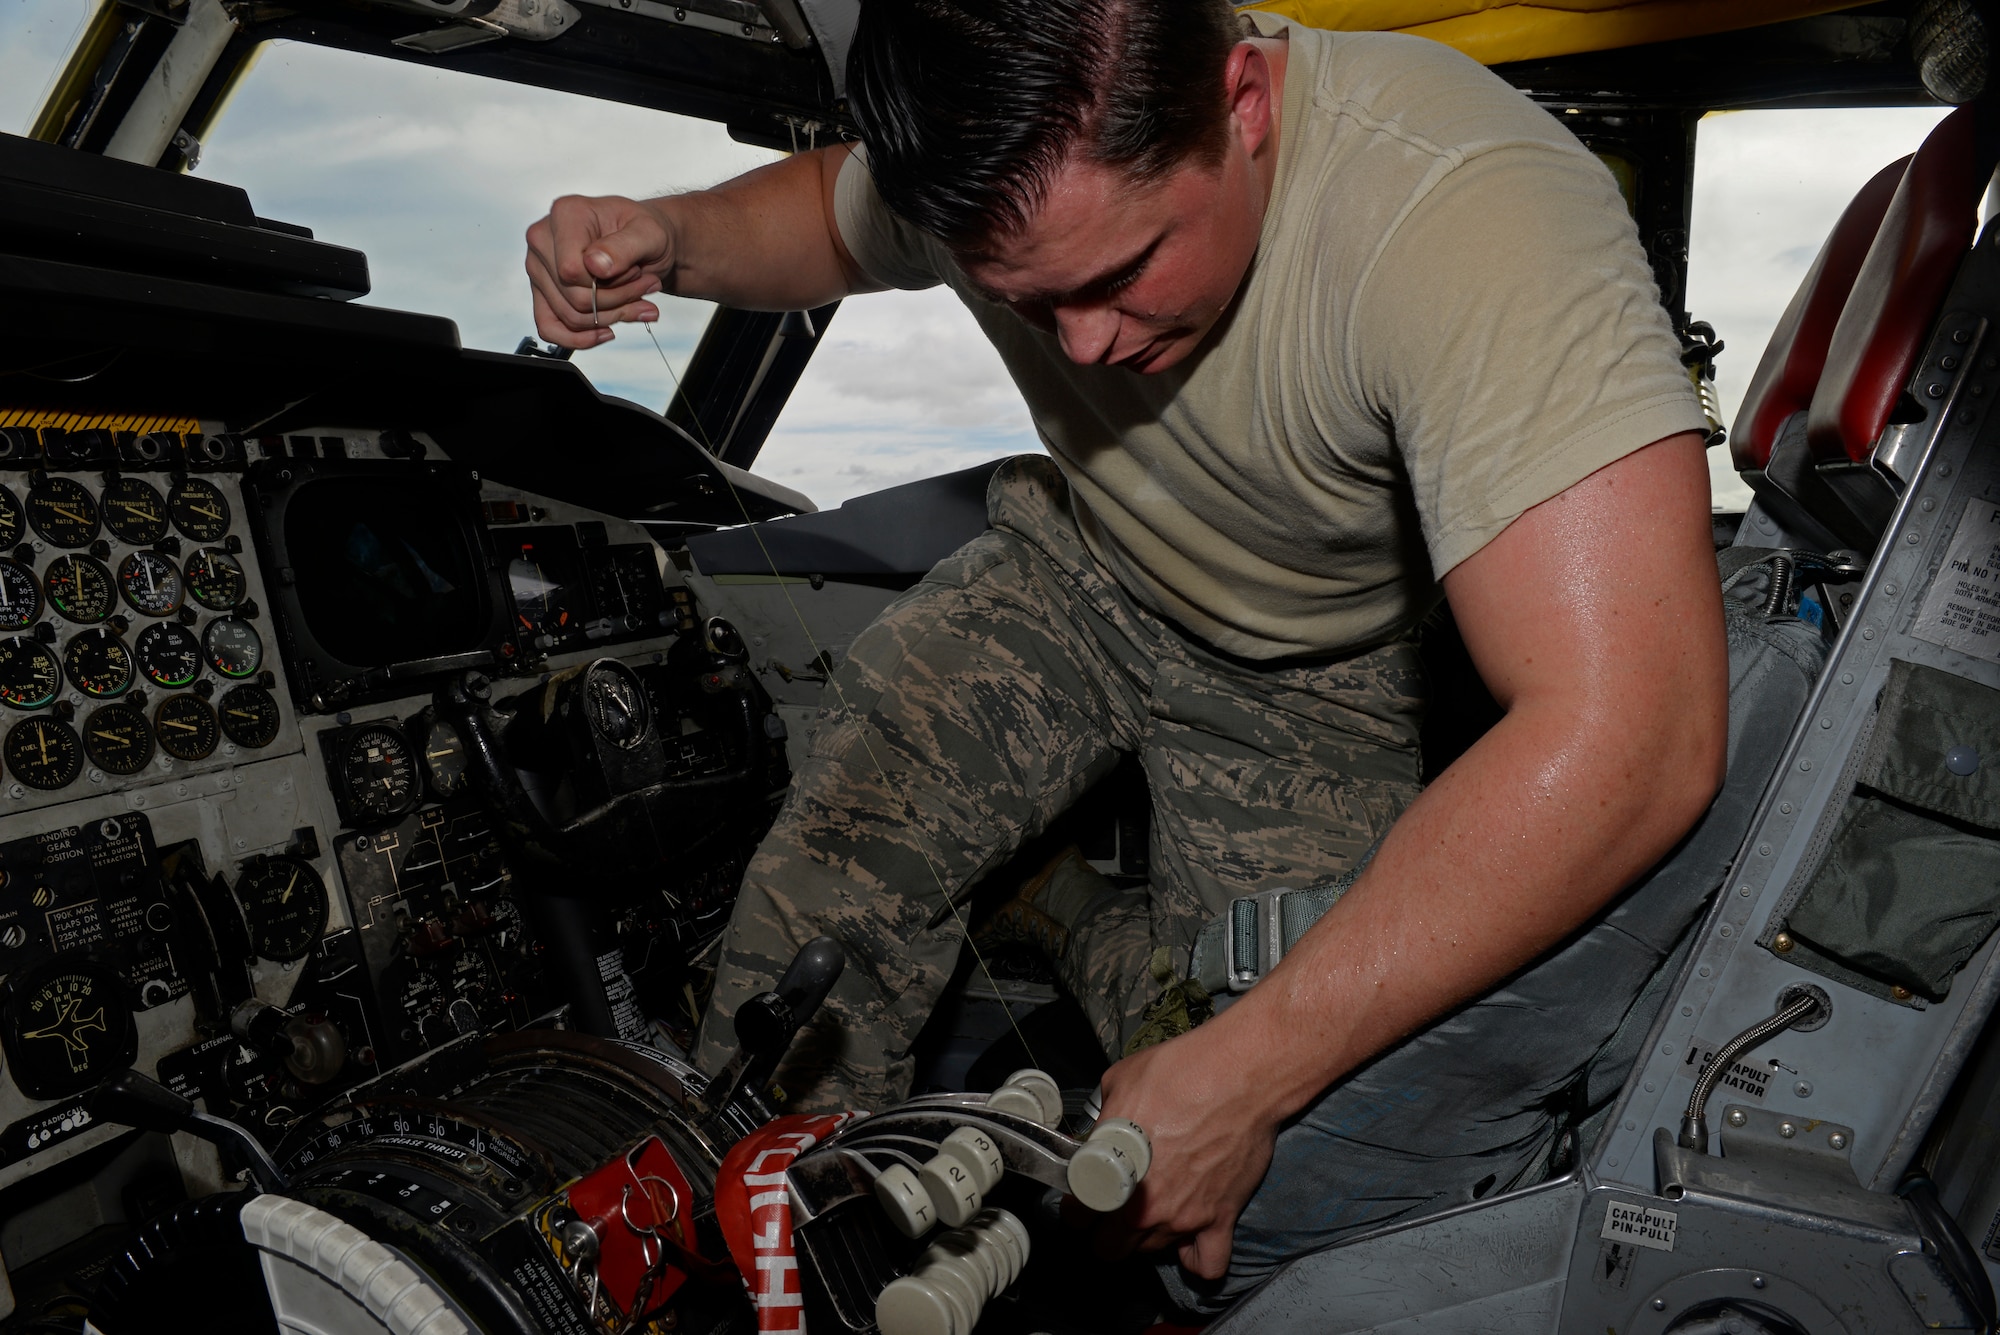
[1683,1036,1774,1101]
[1601,1201,1678,1253]
[1915,502,2000,661]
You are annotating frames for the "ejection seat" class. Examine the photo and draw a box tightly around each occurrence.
[1198,106,2000,1333]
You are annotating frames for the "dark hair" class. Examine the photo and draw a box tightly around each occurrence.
[846,0,1241,248]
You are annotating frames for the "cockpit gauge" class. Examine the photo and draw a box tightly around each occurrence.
[3,716,82,789]
[0,559,42,632]
[101,476,170,546]
[44,554,114,624]
[134,621,201,689]
[583,660,651,749]
[117,551,183,617]
[234,856,329,963]
[508,554,572,641]
[1,955,138,1100]
[202,616,262,678]
[419,715,471,798]
[0,637,62,710]
[153,693,218,761]
[0,484,23,548]
[26,476,100,548]
[167,476,230,542]
[219,684,281,749]
[183,547,246,610]
[83,703,153,775]
[62,627,133,699]
[338,726,420,824]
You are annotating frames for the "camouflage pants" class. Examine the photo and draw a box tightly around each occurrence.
[693,456,1424,1110]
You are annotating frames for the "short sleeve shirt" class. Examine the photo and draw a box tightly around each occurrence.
[834,15,1707,660]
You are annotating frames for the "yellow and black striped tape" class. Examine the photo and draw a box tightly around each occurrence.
[0,409,201,436]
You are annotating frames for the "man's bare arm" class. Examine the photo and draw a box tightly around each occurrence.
[1098,430,1729,1277]
[525,144,884,349]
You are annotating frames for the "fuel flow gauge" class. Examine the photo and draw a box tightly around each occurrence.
[83,704,153,775]
[4,717,82,789]
[234,857,329,963]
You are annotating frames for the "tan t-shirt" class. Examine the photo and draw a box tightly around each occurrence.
[834,14,1706,660]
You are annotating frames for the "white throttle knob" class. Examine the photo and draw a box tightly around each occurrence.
[939,1125,1005,1194]
[876,1207,1031,1335]
[1067,1116,1152,1212]
[875,1272,964,1335]
[875,1162,940,1238]
[1001,1067,1064,1125]
[918,1151,984,1227]
[984,1084,1046,1123]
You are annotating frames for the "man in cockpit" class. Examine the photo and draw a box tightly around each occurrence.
[525,0,1727,1308]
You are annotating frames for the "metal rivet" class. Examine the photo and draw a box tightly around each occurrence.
[1720,925,1733,938]
[1948,745,1979,777]
[1625,1120,1636,1130]
[1739,884,1753,897]
[1726,1108,1748,1126]
[1795,1081,1813,1098]
[1654,1299,1668,1311]
[1774,932,1795,953]
[1892,985,1913,1001]
[1607,1157,1618,1168]
[1753,1277,1766,1289]
[1800,759,1814,771]
[1944,356,1960,370]
[1954,329,1972,343]
[1828,1132,1848,1150]
[1681,1006,1693,1016]
[1778,1122,1797,1138]
[1906,531,1922,544]
[1779,802,1794,815]
[1928,383,1946,398]
[1759,842,1773,856]
[1841,672,1854,685]
[1819,717,1832,729]
[1699,966,1712,977]
[1885,581,1902,595]
[1647,1077,1659,1088]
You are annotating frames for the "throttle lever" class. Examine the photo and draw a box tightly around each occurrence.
[703,937,845,1116]
[90,1069,289,1192]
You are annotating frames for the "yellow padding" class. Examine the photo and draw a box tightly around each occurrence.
[1242,0,1870,66]
[0,409,200,436]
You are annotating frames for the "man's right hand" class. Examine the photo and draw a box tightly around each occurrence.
[525,194,673,349]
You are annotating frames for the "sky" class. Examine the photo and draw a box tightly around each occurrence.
[0,1,1956,513]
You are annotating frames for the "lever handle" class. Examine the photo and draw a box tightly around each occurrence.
[773,935,845,1026]
[89,1069,197,1135]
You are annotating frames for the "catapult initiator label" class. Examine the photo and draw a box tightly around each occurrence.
[1914,503,2000,661]
[1601,1201,1678,1253]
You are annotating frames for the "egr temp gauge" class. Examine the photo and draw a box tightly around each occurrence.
[3,716,82,789]
[0,483,23,548]
[0,637,61,710]
[153,693,218,761]
[26,476,99,548]
[183,548,245,610]
[134,621,201,688]
[101,476,169,546]
[167,476,230,542]
[234,856,329,963]
[337,726,419,824]
[43,554,113,623]
[83,704,153,775]
[116,551,182,617]
[62,627,132,699]
[0,955,137,1100]
[202,616,261,678]
[219,684,281,749]
[0,559,42,631]
[420,715,471,798]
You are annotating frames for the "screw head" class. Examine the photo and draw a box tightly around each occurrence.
[1774,932,1795,954]
[1653,1299,1667,1312]
[1795,1081,1813,1098]
[1828,1132,1848,1150]
[1778,1121,1797,1138]
[1892,985,1914,1001]
[1726,1108,1748,1127]
[1753,1276,1766,1289]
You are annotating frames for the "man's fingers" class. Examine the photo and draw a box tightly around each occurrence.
[1185,1222,1235,1281]
[531,287,611,350]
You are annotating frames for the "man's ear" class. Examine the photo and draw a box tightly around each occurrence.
[1224,41,1276,156]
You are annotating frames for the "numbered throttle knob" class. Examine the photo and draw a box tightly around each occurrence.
[985,1067,1062,1127]
[875,1163,940,1239]
[875,1208,1030,1335]
[919,1149,985,1227]
[1067,1116,1152,1213]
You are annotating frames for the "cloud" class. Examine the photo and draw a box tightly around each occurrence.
[1,0,90,136]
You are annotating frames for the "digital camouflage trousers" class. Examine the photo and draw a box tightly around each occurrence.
[692,455,1425,1111]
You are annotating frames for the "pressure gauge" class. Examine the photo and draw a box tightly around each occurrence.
[336,726,420,824]
[153,693,218,761]
[0,560,42,632]
[183,548,246,611]
[0,637,62,710]
[234,857,329,963]
[0,484,22,548]
[134,622,201,689]
[116,551,182,618]
[219,684,281,749]
[3,716,82,789]
[26,476,99,548]
[82,704,153,775]
[44,554,114,624]
[101,476,169,546]
[62,627,133,699]
[202,616,261,678]
[167,476,230,542]
[420,716,471,798]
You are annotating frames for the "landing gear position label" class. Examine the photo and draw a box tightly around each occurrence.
[1601,1201,1678,1253]
[1914,502,2000,660]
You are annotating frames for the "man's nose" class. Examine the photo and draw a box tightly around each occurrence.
[1053,303,1120,365]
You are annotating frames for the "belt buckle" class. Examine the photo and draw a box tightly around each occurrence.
[1222,885,1293,993]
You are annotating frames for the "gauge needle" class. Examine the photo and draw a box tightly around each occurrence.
[35,726,47,763]
[90,731,127,746]
[190,504,222,521]
[162,718,197,732]
[281,867,298,903]
[50,506,86,524]
[227,709,257,720]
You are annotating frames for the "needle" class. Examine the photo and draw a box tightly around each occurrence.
[281,867,298,904]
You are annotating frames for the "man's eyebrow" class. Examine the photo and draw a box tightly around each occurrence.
[965,239,1160,306]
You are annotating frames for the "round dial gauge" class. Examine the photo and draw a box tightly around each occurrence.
[218,684,281,749]
[43,554,113,624]
[134,621,201,689]
[0,560,42,632]
[0,637,61,710]
[3,717,82,789]
[101,476,169,546]
[82,704,153,775]
[1,956,137,1100]
[202,616,261,678]
[153,693,218,761]
[26,476,100,548]
[0,484,23,549]
[183,548,246,611]
[167,476,230,542]
[235,857,329,963]
[420,717,470,798]
[117,550,182,617]
[339,726,419,824]
[583,661,651,749]
[62,627,132,699]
